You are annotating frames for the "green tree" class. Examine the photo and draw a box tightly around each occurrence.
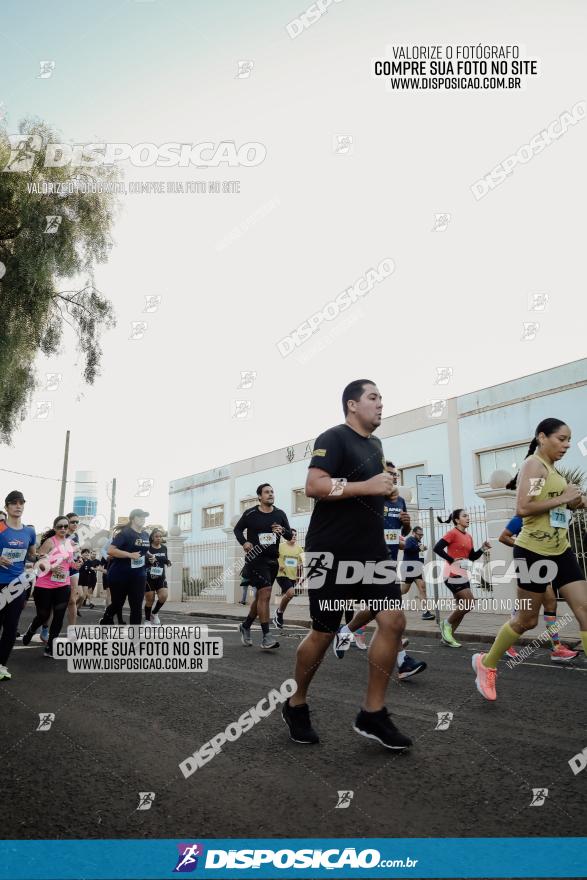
[0,117,120,442]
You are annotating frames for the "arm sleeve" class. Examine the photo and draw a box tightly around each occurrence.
[433,538,454,563]
[233,513,248,546]
[308,429,345,476]
[469,547,485,561]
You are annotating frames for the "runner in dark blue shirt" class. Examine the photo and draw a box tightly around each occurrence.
[401,525,434,619]
[100,509,154,625]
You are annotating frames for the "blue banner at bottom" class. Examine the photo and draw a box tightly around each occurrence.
[0,838,585,879]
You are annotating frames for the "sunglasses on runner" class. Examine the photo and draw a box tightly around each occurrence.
[69,520,80,525]
[56,523,68,529]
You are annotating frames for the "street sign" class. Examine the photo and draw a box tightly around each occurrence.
[417,474,445,510]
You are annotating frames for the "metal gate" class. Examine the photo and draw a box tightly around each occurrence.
[182,540,228,601]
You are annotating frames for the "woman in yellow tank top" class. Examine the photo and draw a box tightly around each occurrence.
[472,418,587,701]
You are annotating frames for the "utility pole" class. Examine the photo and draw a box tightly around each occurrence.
[58,430,70,516]
[109,477,117,528]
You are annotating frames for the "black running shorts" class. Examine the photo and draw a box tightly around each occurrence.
[146,577,167,592]
[247,559,278,589]
[401,560,424,584]
[276,576,295,594]
[512,545,584,594]
[443,575,472,596]
[308,557,402,634]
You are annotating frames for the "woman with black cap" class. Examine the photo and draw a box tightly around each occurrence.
[99,509,154,626]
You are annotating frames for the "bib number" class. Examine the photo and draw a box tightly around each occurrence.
[384,530,400,545]
[284,557,297,568]
[51,570,68,584]
[150,566,163,577]
[1,548,27,562]
[550,507,571,529]
[131,556,145,569]
[259,533,276,546]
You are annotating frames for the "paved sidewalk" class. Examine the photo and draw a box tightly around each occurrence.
[162,599,582,646]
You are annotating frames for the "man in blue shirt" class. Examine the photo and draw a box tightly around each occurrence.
[401,525,434,620]
[0,491,37,680]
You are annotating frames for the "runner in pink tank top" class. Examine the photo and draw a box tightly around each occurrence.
[22,516,76,657]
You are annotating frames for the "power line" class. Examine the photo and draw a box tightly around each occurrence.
[0,467,97,484]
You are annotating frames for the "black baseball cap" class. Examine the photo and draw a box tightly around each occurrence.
[5,490,26,505]
[129,508,149,519]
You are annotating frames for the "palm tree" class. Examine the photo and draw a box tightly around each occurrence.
[556,466,587,492]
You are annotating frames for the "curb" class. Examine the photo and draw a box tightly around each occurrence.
[185,610,581,649]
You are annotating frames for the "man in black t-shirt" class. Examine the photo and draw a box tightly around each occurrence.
[281,379,412,751]
[233,484,292,650]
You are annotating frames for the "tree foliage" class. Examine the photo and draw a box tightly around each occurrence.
[0,117,120,442]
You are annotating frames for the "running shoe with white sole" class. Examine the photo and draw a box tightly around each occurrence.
[239,623,252,646]
[0,665,12,680]
[333,627,353,659]
[151,613,161,626]
[440,619,461,648]
[550,644,579,663]
[272,611,284,630]
[353,708,412,750]
[261,633,279,650]
[421,611,435,620]
[398,656,427,680]
[505,646,519,659]
[282,699,319,744]
[40,626,49,643]
[472,652,497,701]
[354,628,368,650]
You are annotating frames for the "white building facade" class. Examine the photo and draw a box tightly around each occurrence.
[169,359,587,544]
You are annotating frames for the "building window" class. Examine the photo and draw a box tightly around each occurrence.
[240,497,257,513]
[202,565,223,585]
[292,488,314,515]
[202,504,224,529]
[399,464,426,488]
[477,443,529,485]
[176,511,192,532]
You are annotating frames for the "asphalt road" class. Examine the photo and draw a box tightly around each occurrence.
[1,606,586,846]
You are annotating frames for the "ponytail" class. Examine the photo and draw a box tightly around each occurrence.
[508,418,566,490]
[437,508,465,526]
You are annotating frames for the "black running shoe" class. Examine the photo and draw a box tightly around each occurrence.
[282,699,319,744]
[353,707,412,750]
[21,627,35,646]
[398,655,427,680]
